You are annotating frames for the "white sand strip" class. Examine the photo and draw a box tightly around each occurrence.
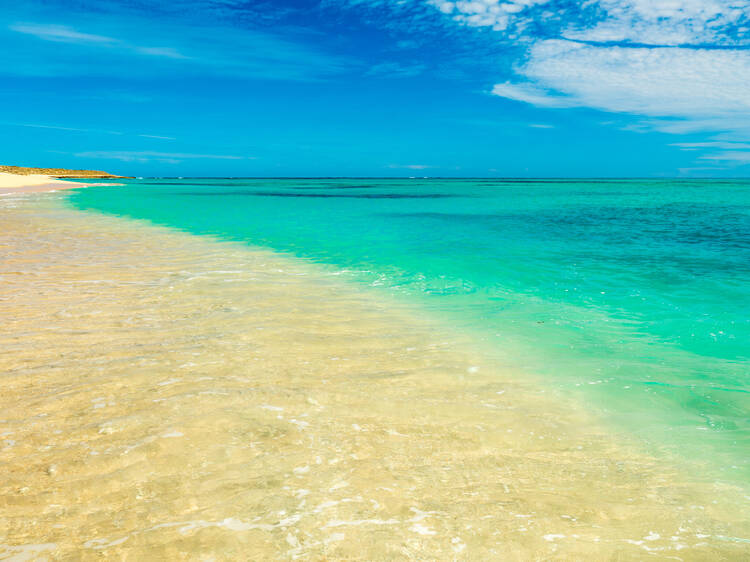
[0,172,89,195]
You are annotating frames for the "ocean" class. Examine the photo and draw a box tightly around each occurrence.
[68,178,750,484]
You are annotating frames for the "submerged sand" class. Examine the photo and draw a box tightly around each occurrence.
[1,192,749,559]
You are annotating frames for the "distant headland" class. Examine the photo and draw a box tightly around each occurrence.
[0,165,130,179]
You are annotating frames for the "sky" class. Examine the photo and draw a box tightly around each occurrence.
[2,0,750,177]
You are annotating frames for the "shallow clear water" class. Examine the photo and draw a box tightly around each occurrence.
[68,178,750,485]
[3,191,750,558]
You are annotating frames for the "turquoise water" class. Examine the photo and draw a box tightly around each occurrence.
[68,178,750,484]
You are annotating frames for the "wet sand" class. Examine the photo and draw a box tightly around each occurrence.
[1,193,749,559]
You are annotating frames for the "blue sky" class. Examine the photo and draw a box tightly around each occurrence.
[2,0,750,177]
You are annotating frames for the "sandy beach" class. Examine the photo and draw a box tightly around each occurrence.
[0,171,125,195]
[0,172,85,195]
[2,187,749,559]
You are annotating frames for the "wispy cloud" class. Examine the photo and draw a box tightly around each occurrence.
[365,61,426,78]
[138,134,177,141]
[529,123,554,129]
[700,151,750,163]
[10,23,116,44]
[677,166,728,175]
[7,17,355,80]
[133,46,189,60]
[74,151,253,163]
[672,140,750,166]
[387,164,434,170]
[492,81,577,108]
[10,122,176,141]
[11,23,189,60]
[672,142,750,150]
[636,118,750,136]
[13,122,123,135]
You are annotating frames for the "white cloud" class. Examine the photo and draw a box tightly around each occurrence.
[529,123,554,129]
[416,0,750,139]
[526,40,750,116]
[563,0,749,46]
[425,0,750,46]
[492,40,750,135]
[429,0,551,31]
